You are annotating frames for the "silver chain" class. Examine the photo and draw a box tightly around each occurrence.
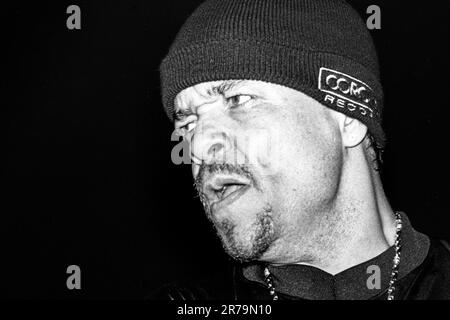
[263,211,403,300]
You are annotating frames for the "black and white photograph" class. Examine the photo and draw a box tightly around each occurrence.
[4,0,450,306]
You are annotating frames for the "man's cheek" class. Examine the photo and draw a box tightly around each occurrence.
[245,128,286,171]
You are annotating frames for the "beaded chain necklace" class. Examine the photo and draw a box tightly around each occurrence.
[263,212,403,300]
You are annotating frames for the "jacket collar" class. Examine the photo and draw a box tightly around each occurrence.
[241,212,430,300]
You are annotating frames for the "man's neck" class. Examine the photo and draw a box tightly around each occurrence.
[311,147,397,275]
[266,146,397,275]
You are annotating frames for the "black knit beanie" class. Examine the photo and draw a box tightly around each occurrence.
[160,0,385,147]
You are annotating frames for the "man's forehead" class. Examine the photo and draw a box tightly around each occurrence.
[173,80,326,115]
[174,80,246,111]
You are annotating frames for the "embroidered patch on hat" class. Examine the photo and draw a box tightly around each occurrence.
[318,67,378,118]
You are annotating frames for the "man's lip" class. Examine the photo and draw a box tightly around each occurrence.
[210,184,251,212]
[205,176,251,192]
[204,175,250,199]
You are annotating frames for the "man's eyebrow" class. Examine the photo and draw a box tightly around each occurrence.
[173,80,244,120]
[207,80,243,97]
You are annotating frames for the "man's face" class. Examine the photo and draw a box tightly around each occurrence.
[174,80,344,263]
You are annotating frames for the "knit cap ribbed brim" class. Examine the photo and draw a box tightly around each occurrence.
[160,0,385,147]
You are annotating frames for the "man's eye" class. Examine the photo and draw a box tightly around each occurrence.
[227,95,253,108]
[181,121,196,132]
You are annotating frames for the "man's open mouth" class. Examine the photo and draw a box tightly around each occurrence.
[204,175,251,206]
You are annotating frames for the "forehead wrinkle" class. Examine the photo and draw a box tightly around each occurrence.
[194,83,212,100]
[207,80,244,96]
[175,80,245,113]
[174,87,205,116]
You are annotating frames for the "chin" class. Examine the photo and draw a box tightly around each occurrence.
[217,226,274,263]
[223,243,266,263]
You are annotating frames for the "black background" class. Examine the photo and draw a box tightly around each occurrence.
[3,0,449,298]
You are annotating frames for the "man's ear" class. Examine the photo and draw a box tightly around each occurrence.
[335,113,368,148]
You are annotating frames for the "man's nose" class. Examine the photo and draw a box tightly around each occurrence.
[191,122,230,164]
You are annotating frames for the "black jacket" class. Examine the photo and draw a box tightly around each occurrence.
[150,238,450,300]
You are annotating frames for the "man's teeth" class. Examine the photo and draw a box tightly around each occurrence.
[217,186,227,199]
